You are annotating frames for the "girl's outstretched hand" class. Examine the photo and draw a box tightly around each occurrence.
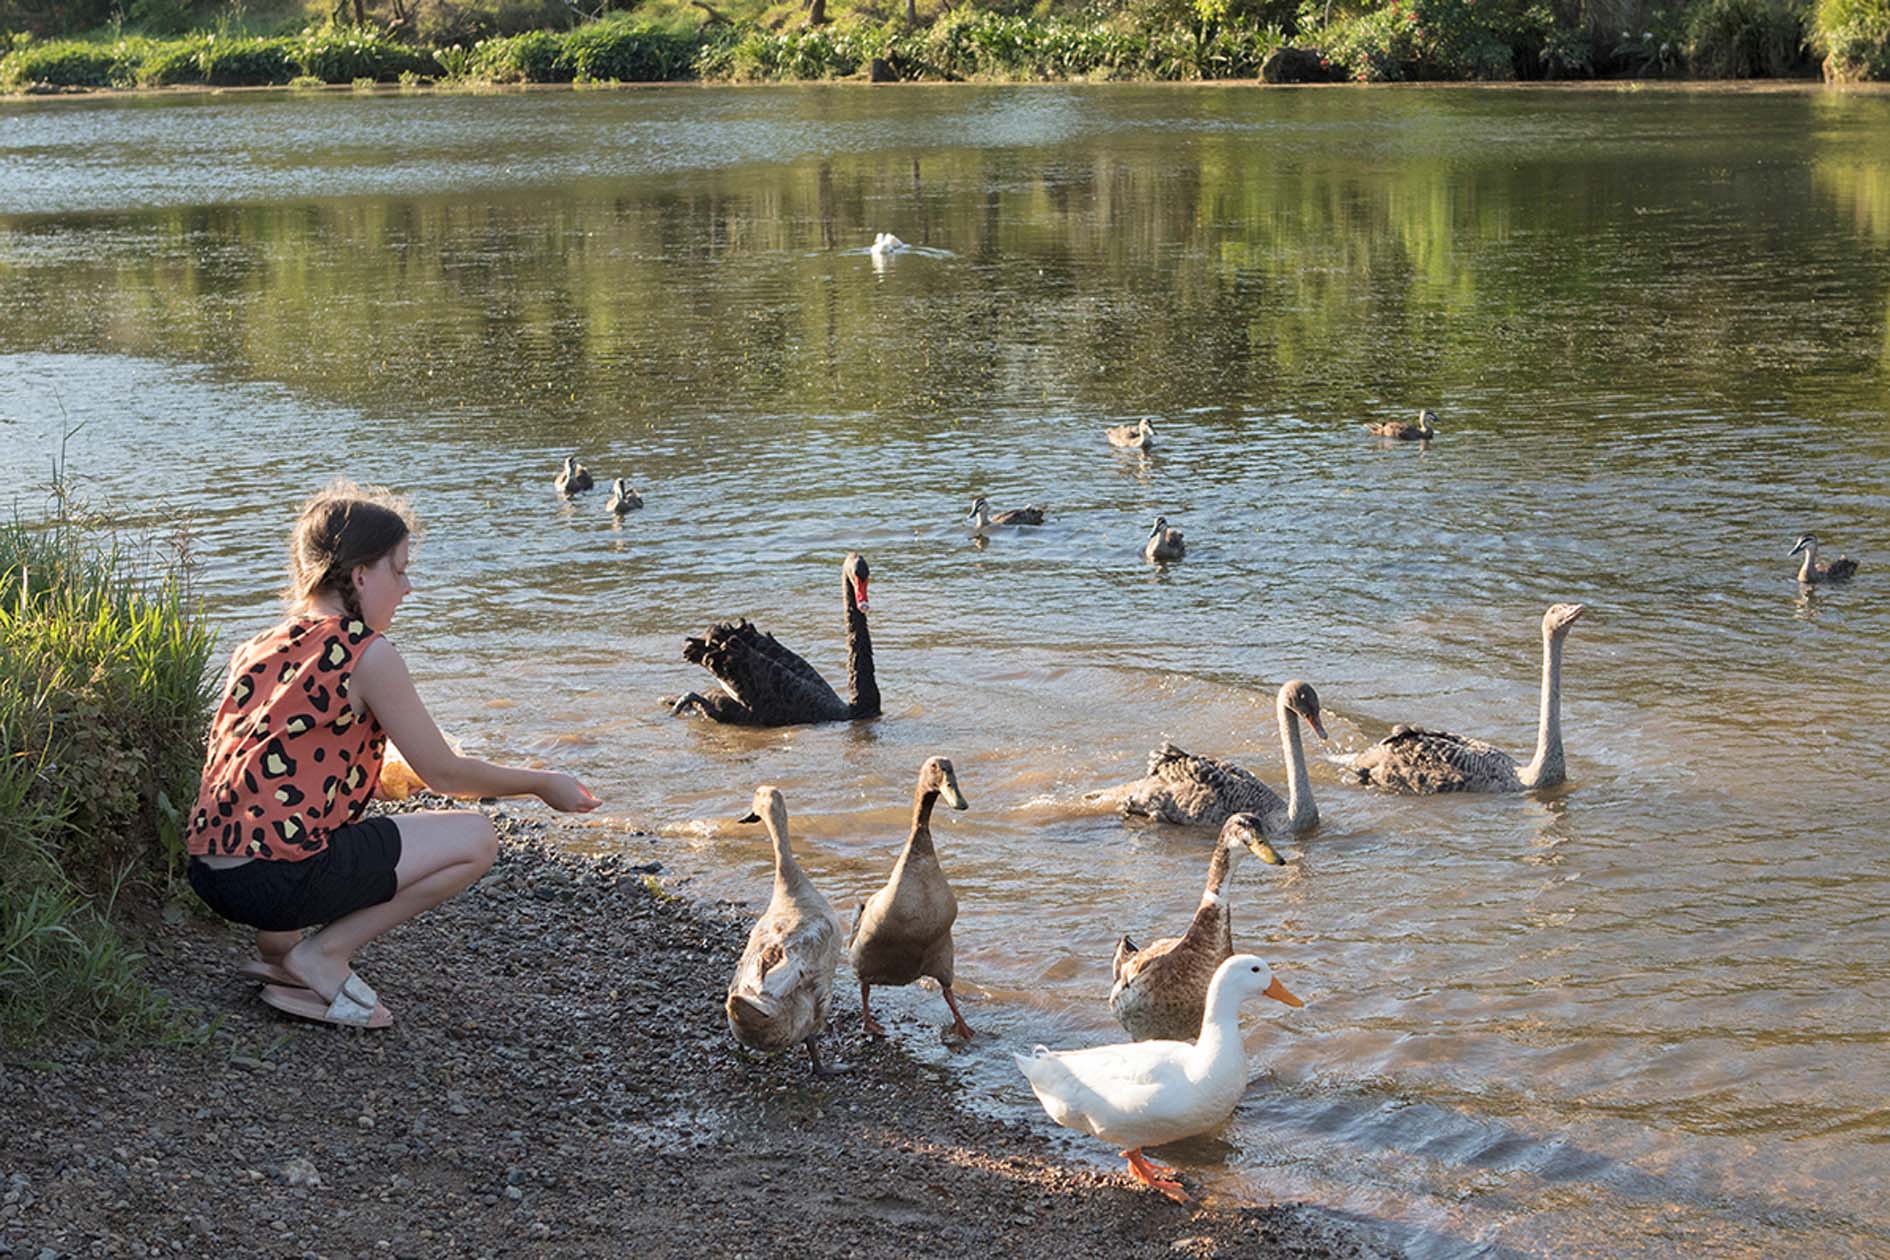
[540,773,602,813]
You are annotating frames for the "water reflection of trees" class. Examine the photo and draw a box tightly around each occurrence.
[0,93,1886,438]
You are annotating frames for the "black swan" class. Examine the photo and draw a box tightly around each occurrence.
[668,553,880,726]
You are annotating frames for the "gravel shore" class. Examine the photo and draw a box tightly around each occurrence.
[0,803,1392,1260]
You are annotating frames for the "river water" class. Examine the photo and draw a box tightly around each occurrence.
[3,82,1888,1258]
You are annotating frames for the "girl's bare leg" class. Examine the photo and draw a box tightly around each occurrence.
[281,811,497,1003]
[255,929,300,965]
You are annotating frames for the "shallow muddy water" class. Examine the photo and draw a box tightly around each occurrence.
[3,83,1888,1258]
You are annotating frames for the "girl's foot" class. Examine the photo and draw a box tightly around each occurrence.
[281,938,356,1007]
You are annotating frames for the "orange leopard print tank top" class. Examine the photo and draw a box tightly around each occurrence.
[188,614,388,861]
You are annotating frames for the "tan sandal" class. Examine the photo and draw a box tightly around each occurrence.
[260,973,393,1029]
[237,960,306,988]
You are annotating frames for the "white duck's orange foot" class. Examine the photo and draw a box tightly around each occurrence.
[1123,1149,1189,1204]
[1122,1148,1177,1177]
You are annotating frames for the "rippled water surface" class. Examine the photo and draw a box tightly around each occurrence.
[4,83,1889,1259]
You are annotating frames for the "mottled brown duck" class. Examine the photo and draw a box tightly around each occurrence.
[667,553,880,726]
[967,496,1046,535]
[724,785,846,1075]
[1107,417,1156,450]
[1109,812,1285,1042]
[1367,409,1438,441]
[848,756,974,1041]
[1350,603,1584,793]
[1088,681,1327,835]
[1791,534,1858,583]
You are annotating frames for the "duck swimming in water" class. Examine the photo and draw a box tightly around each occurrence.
[1790,533,1857,583]
[1143,515,1185,563]
[1367,409,1438,441]
[555,455,594,495]
[1106,417,1156,450]
[606,479,642,516]
[967,496,1046,536]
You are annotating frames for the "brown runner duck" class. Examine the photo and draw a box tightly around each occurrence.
[667,553,880,726]
[1087,681,1327,836]
[1110,812,1285,1042]
[725,785,845,1075]
[1351,603,1584,793]
[1791,534,1858,583]
[849,756,974,1041]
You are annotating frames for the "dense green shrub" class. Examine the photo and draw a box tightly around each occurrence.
[1310,0,1514,79]
[1508,2,1592,76]
[716,24,864,79]
[0,38,131,87]
[1814,0,1890,75]
[561,17,703,80]
[0,518,214,1044]
[0,0,1861,87]
[294,27,436,81]
[466,26,567,79]
[912,9,1128,78]
[200,34,297,85]
[1685,0,1804,73]
[135,35,210,84]
[0,523,214,880]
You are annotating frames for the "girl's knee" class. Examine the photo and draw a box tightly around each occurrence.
[467,814,499,871]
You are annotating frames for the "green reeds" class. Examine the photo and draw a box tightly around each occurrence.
[0,515,215,1046]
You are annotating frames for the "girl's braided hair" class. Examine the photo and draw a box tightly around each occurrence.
[284,480,416,622]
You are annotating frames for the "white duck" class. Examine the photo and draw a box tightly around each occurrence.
[870,232,907,257]
[1014,953,1303,1203]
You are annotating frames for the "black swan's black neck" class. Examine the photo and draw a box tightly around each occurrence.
[846,587,879,719]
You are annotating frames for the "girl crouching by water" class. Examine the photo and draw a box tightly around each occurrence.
[185,481,599,1028]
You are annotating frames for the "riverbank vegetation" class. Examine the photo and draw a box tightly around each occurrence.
[1,0,1884,85]
[0,500,215,1045]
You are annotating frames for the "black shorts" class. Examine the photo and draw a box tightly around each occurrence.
[187,816,403,932]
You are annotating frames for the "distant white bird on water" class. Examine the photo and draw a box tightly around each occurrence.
[870,233,908,257]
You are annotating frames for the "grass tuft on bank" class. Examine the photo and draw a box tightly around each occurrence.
[0,513,216,1046]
